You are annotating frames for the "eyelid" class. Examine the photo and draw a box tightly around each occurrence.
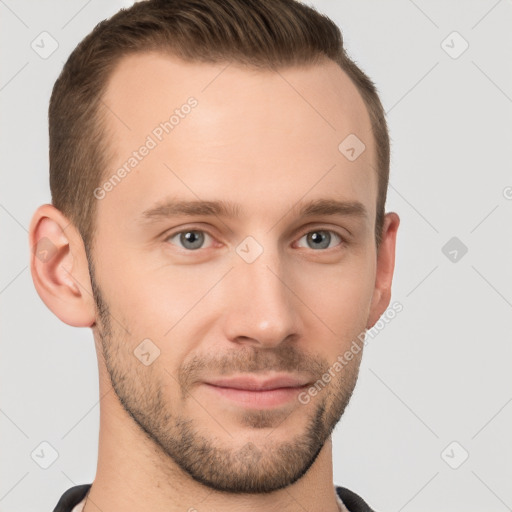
[294,223,350,242]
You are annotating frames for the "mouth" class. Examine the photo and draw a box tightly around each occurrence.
[202,375,311,409]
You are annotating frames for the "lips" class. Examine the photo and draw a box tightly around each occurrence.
[204,375,310,391]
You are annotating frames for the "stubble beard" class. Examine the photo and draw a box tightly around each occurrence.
[89,266,362,494]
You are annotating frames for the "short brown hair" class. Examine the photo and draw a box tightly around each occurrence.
[49,0,389,253]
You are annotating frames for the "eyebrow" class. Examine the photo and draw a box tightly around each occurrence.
[140,197,368,222]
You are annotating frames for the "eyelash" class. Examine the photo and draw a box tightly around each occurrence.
[163,226,347,252]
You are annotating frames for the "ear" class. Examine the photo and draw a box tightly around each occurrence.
[29,204,96,327]
[367,212,400,329]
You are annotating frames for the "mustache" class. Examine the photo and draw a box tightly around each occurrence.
[178,344,329,391]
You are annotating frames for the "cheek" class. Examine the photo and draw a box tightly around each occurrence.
[97,260,218,365]
[294,256,376,339]
[97,250,182,326]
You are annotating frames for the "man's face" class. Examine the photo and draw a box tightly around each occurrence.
[91,53,380,493]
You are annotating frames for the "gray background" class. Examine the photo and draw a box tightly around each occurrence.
[1,1,511,511]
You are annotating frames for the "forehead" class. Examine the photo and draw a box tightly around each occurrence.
[98,52,376,226]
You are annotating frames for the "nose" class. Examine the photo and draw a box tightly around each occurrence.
[222,249,303,349]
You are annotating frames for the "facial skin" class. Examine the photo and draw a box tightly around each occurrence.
[30,53,399,512]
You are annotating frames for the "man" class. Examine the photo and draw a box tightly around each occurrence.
[29,0,399,510]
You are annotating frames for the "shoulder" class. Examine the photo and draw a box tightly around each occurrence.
[335,485,378,512]
[52,484,91,512]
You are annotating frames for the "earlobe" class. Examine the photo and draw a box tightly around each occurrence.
[367,211,400,329]
[29,204,96,327]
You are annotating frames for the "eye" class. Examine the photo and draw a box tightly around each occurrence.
[165,230,214,251]
[296,229,343,250]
